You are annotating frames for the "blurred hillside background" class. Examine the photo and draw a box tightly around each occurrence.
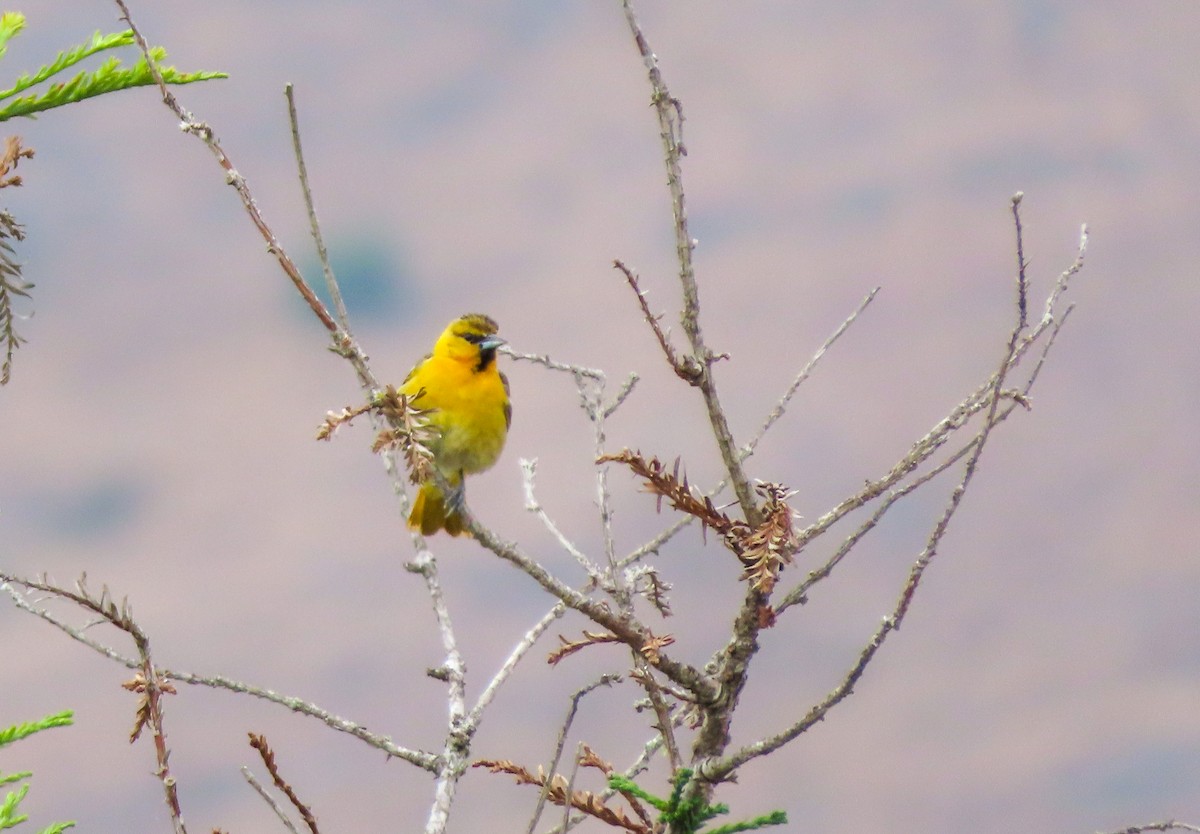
[2,2,1198,832]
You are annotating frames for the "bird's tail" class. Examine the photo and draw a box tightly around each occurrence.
[408,479,465,537]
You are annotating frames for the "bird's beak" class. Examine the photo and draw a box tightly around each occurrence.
[480,335,507,352]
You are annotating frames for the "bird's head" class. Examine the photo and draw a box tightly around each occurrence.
[435,313,506,371]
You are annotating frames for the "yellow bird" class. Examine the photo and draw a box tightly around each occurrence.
[402,313,511,536]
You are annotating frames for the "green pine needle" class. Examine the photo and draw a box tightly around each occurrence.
[0,782,31,830]
[34,823,75,834]
[609,771,786,834]
[703,810,789,834]
[0,12,227,123]
[0,43,227,122]
[608,774,672,812]
[0,12,25,61]
[0,13,226,383]
[0,712,73,750]
[0,712,76,832]
[0,28,136,102]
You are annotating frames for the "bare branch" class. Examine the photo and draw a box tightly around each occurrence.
[580,377,627,607]
[775,309,1072,617]
[789,218,1086,560]
[112,1,352,346]
[702,195,1058,782]
[704,399,1001,780]
[466,517,716,701]
[405,549,472,834]
[619,0,759,527]
[406,551,466,721]
[0,572,438,771]
[3,574,191,833]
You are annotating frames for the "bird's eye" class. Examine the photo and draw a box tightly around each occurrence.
[461,332,484,344]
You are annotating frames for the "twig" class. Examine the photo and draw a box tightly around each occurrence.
[1,577,141,667]
[612,260,693,382]
[1011,192,1029,329]
[579,375,630,608]
[285,84,352,336]
[510,348,639,602]
[742,287,880,461]
[603,372,641,419]
[164,667,436,768]
[406,552,466,724]
[560,743,584,834]
[241,767,301,834]
[502,347,605,380]
[467,603,566,727]
[248,733,320,834]
[629,661,681,772]
[526,676,622,834]
[618,515,694,570]
[1043,224,1087,325]
[522,458,605,587]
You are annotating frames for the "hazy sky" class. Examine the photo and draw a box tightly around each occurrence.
[3,2,1199,833]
